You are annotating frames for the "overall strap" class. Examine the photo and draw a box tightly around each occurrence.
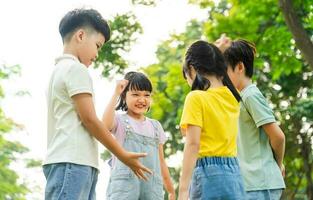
[119,114,134,134]
[150,119,160,142]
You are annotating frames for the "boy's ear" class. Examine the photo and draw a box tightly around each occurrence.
[237,62,245,73]
[75,29,85,43]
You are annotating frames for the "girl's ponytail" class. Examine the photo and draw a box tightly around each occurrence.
[191,73,211,91]
[222,74,241,102]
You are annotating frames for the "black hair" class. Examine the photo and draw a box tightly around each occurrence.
[223,39,256,78]
[59,8,111,43]
[183,40,241,102]
[116,71,153,111]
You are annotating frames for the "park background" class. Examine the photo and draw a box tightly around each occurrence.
[0,0,312,199]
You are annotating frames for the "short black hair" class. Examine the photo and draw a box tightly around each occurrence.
[59,8,111,43]
[116,72,153,111]
[224,39,256,78]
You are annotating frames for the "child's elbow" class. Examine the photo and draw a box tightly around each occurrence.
[81,114,97,127]
[188,141,200,152]
[278,132,285,144]
[273,129,285,146]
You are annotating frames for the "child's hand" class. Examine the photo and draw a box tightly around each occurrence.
[214,33,232,53]
[115,79,129,95]
[168,192,176,200]
[122,151,153,181]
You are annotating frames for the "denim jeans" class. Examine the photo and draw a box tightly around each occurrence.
[190,157,246,200]
[247,189,283,200]
[43,163,98,200]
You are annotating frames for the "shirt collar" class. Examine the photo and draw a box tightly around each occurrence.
[55,54,79,64]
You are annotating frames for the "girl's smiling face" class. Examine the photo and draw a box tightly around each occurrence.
[125,89,151,115]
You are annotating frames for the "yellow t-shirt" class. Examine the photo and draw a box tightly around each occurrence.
[180,86,240,157]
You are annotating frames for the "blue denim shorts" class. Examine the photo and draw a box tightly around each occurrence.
[43,163,98,200]
[247,189,283,200]
[190,157,246,200]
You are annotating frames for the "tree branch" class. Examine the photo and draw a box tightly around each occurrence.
[279,0,313,69]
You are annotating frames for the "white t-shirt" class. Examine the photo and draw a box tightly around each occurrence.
[43,54,99,169]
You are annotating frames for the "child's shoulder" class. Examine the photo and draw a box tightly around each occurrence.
[186,90,204,100]
[146,116,159,124]
[241,84,264,99]
[146,117,163,128]
[115,112,127,121]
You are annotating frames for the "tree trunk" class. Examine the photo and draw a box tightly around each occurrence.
[279,0,313,70]
[300,134,313,199]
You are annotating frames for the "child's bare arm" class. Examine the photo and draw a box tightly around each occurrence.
[159,144,175,200]
[178,125,201,200]
[102,80,128,130]
[72,93,152,180]
[262,122,285,173]
[214,33,232,53]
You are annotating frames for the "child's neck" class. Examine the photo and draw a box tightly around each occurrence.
[127,111,145,121]
[204,75,224,88]
[63,44,78,58]
[239,77,252,91]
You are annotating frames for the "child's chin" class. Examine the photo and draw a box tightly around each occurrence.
[134,109,147,114]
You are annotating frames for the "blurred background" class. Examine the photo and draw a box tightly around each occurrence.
[0,0,312,199]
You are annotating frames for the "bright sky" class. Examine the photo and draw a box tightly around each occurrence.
[0,0,206,199]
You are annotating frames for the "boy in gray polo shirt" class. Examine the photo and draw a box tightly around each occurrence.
[224,39,286,199]
[43,8,151,200]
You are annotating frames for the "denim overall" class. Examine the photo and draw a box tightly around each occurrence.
[106,114,164,200]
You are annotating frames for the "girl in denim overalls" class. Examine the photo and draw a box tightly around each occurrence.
[103,71,175,200]
[178,41,246,200]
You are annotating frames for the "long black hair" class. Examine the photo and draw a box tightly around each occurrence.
[183,40,241,102]
[116,71,153,111]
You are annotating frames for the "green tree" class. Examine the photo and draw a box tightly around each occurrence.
[144,0,313,199]
[279,0,313,69]
[95,12,142,77]
[195,1,313,198]
[93,1,312,198]
[0,64,29,200]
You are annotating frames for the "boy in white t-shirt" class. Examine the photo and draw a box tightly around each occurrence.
[43,8,151,200]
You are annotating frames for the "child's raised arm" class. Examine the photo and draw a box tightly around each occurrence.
[214,33,232,53]
[102,80,128,130]
[159,144,176,200]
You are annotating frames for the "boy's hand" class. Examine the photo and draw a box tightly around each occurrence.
[114,79,129,95]
[122,152,152,181]
[214,33,232,52]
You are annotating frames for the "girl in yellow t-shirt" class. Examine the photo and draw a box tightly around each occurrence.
[178,40,246,200]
